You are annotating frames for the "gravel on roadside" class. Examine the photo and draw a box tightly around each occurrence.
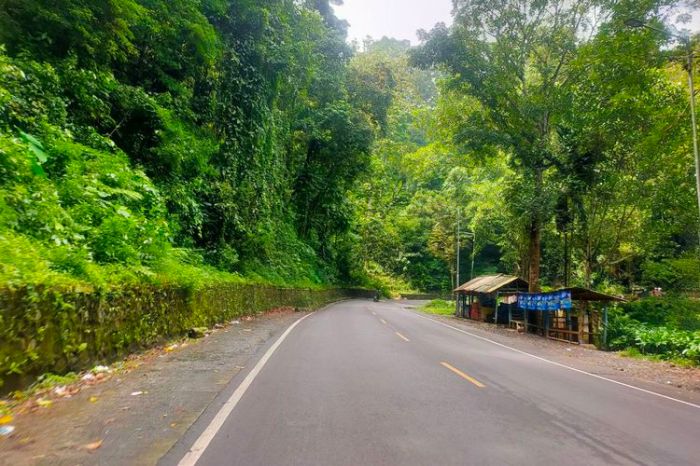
[0,307,305,466]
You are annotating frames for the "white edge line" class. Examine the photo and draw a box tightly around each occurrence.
[409,311,700,410]
[177,312,313,466]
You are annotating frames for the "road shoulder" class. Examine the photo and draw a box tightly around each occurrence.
[402,302,700,404]
[0,308,304,466]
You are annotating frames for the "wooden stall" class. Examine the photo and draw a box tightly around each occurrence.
[454,274,529,322]
[520,287,625,345]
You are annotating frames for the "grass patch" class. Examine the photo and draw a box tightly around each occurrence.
[619,348,697,368]
[421,299,456,316]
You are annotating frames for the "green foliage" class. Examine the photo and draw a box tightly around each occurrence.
[0,0,383,391]
[0,1,378,291]
[349,41,463,292]
[0,284,371,391]
[351,261,415,298]
[30,372,80,392]
[622,297,700,332]
[642,259,700,291]
[606,300,700,365]
[403,0,700,296]
[421,299,456,316]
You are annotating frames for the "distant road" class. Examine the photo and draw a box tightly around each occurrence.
[162,300,700,466]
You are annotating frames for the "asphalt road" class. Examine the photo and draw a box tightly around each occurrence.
[162,300,700,466]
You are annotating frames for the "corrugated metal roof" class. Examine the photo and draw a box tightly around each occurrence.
[454,274,528,294]
[565,287,626,302]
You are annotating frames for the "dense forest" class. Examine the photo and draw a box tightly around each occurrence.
[1,0,699,299]
[356,0,700,297]
[0,0,389,290]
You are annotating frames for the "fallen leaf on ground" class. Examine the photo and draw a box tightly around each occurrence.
[84,440,103,451]
[0,415,12,425]
[36,398,53,408]
[130,391,143,396]
[89,396,99,403]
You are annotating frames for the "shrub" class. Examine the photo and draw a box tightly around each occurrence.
[422,299,456,316]
[642,258,700,292]
[605,307,700,364]
[622,297,700,332]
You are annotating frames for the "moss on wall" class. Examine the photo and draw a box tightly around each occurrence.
[0,285,371,392]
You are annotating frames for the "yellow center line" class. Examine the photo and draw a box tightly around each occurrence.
[395,332,410,342]
[380,318,387,325]
[440,362,486,388]
[371,311,377,316]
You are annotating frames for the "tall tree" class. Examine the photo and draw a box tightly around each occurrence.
[411,0,676,290]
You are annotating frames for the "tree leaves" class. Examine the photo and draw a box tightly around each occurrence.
[19,131,48,176]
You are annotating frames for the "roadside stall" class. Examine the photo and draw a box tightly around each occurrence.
[517,288,625,344]
[454,274,529,322]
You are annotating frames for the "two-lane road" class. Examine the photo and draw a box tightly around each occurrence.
[162,300,700,466]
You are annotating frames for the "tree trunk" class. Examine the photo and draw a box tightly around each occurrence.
[527,217,541,292]
[528,167,543,292]
[583,235,593,289]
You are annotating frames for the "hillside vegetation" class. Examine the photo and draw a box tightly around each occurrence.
[2,1,700,361]
[0,0,384,291]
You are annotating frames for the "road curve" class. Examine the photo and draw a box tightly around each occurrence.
[161,300,700,466]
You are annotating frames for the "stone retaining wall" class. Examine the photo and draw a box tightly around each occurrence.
[0,284,371,392]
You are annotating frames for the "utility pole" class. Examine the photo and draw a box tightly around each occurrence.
[455,208,461,316]
[455,207,462,288]
[686,43,700,256]
[471,229,476,280]
[456,207,461,290]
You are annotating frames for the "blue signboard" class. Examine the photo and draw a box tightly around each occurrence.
[560,290,572,310]
[536,294,547,311]
[517,290,573,311]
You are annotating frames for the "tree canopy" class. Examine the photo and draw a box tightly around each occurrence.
[1,0,699,298]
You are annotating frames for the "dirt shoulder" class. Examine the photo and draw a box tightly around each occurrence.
[0,308,305,466]
[405,303,700,404]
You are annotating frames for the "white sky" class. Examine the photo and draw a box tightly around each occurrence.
[333,0,700,45]
[333,0,453,45]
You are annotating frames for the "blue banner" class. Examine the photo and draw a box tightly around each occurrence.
[536,294,547,311]
[517,290,573,311]
[560,290,572,310]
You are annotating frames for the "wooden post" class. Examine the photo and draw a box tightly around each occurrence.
[494,292,500,324]
[602,306,608,349]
